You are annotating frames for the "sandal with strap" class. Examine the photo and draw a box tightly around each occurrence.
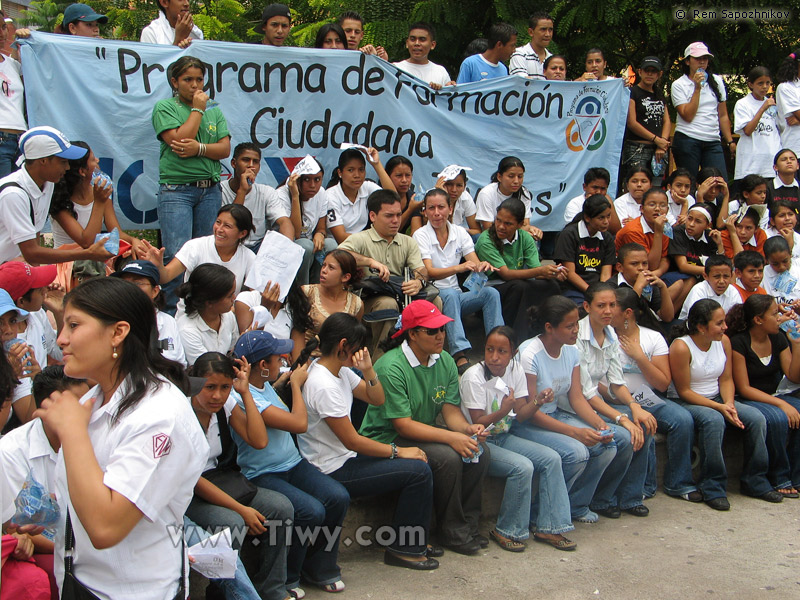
[777,487,800,498]
[533,533,577,551]
[489,529,526,553]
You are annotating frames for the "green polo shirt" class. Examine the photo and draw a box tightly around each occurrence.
[474,229,541,280]
[152,97,230,184]
[339,228,423,277]
[359,343,461,444]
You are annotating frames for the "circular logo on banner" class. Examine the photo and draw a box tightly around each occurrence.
[566,90,609,152]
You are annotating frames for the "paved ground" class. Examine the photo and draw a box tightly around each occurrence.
[300,489,800,600]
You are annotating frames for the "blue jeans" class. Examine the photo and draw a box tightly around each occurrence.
[184,487,293,600]
[671,131,728,179]
[157,182,222,313]
[295,237,338,286]
[740,395,800,490]
[183,516,260,600]
[675,398,771,499]
[0,132,20,178]
[511,411,616,519]
[329,455,433,556]
[489,431,573,539]
[251,459,349,588]
[599,405,650,509]
[438,285,504,355]
[643,398,698,497]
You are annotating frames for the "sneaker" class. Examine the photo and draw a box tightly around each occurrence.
[289,588,306,599]
[574,510,599,523]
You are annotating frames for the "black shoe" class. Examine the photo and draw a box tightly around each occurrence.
[594,506,621,519]
[426,544,444,558]
[457,360,471,375]
[623,505,650,517]
[758,490,784,503]
[384,551,440,570]
[677,491,704,503]
[705,497,730,511]
[473,534,489,548]
[444,540,481,555]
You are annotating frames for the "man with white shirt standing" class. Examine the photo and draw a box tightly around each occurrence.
[393,23,454,90]
[509,12,554,79]
[140,0,203,47]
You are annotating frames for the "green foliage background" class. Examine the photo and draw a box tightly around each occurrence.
[21,0,800,101]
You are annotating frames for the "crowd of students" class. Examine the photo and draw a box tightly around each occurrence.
[3,3,800,600]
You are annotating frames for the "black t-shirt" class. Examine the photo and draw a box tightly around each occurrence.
[767,180,800,232]
[730,331,789,395]
[554,222,616,292]
[668,224,719,268]
[626,86,666,142]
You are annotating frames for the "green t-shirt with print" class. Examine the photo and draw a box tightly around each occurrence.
[152,97,230,184]
[474,229,541,280]
[358,345,461,444]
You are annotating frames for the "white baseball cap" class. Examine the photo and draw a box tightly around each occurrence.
[684,42,713,59]
[18,126,88,161]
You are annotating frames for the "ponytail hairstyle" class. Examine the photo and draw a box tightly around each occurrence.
[177,263,236,317]
[327,148,366,188]
[490,156,530,202]
[571,193,611,225]
[310,312,368,363]
[528,295,579,336]
[62,277,188,424]
[776,49,800,85]
[217,204,255,245]
[50,140,92,219]
[481,325,518,380]
[725,294,775,337]
[614,285,662,333]
[189,352,236,381]
[773,148,798,167]
[385,155,413,177]
[670,298,722,341]
[285,279,314,334]
[680,46,724,101]
[422,188,450,210]
[488,197,526,254]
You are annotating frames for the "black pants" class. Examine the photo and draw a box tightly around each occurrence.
[494,279,561,338]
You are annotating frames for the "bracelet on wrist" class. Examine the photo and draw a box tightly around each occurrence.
[389,442,398,459]
[367,375,379,387]
[191,107,205,116]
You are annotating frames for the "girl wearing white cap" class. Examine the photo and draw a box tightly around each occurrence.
[671,42,736,179]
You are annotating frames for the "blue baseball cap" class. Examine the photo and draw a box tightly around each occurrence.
[111,260,161,285]
[0,288,28,321]
[234,331,293,364]
[18,126,88,161]
[63,3,108,26]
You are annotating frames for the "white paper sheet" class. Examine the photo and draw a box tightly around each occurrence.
[292,154,323,176]
[188,529,239,579]
[630,384,665,409]
[245,231,305,301]
[437,164,472,181]
[339,142,376,162]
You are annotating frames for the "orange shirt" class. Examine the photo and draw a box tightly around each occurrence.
[615,216,670,257]
[720,228,766,259]
[732,281,767,302]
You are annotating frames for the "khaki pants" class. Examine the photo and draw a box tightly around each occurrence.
[364,295,443,360]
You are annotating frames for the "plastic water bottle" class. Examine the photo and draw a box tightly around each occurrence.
[766,104,778,119]
[3,337,31,366]
[650,154,665,178]
[697,68,708,86]
[642,284,653,302]
[91,168,113,191]
[462,434,484,463]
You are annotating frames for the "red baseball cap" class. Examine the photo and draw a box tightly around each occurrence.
[0,261,57,301]
[392,299,453,339]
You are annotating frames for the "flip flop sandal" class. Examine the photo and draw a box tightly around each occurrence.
[777,487,800,498]
[533,534,578,551]
[489,529,526,552]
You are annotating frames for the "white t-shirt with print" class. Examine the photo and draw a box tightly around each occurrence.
[475,182,531,223]
[672,73,727,142]
[174,235,255,292]
[393,60,451,87]
[299,360,361,474]
[459,359,528,433]
[220,179,279,247]
[0,56,27,131]
[733,93,782,179]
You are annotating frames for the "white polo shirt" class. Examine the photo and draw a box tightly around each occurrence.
[298,360,361,474]
[177,310,239,366]
[452,191,477,230]
[666,191,695,225]
[157,310,187,367]
[509,43,552,79]
[475,182,532,224]
[53,377,208,600]
[326,181,380,235]
[413,221,475,290]
[0,166,53,263]
[679,280,742,320]
[220,179,279,247]
[613,193,641,225]
[274,185,329,240]
[0,419,58,523]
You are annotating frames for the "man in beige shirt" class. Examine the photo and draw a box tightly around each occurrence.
[340,190,441,357]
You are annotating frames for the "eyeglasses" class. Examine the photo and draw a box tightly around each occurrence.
[417,326,445,336]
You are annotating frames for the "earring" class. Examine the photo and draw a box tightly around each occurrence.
[624,320,629,330]
[112,346,119,359]
[261,368,270,378]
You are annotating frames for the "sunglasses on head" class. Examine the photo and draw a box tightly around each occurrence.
[416,326,445,336]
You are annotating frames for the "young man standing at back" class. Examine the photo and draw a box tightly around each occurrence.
[456,23,517,84]
[509,12,554,79]
[338,11,388,60]
[393,22,455,90]
[260,3,291,46]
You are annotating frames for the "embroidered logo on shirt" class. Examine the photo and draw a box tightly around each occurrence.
[152,433,172,458]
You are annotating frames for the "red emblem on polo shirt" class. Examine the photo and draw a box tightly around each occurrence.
[153,433,172,458]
